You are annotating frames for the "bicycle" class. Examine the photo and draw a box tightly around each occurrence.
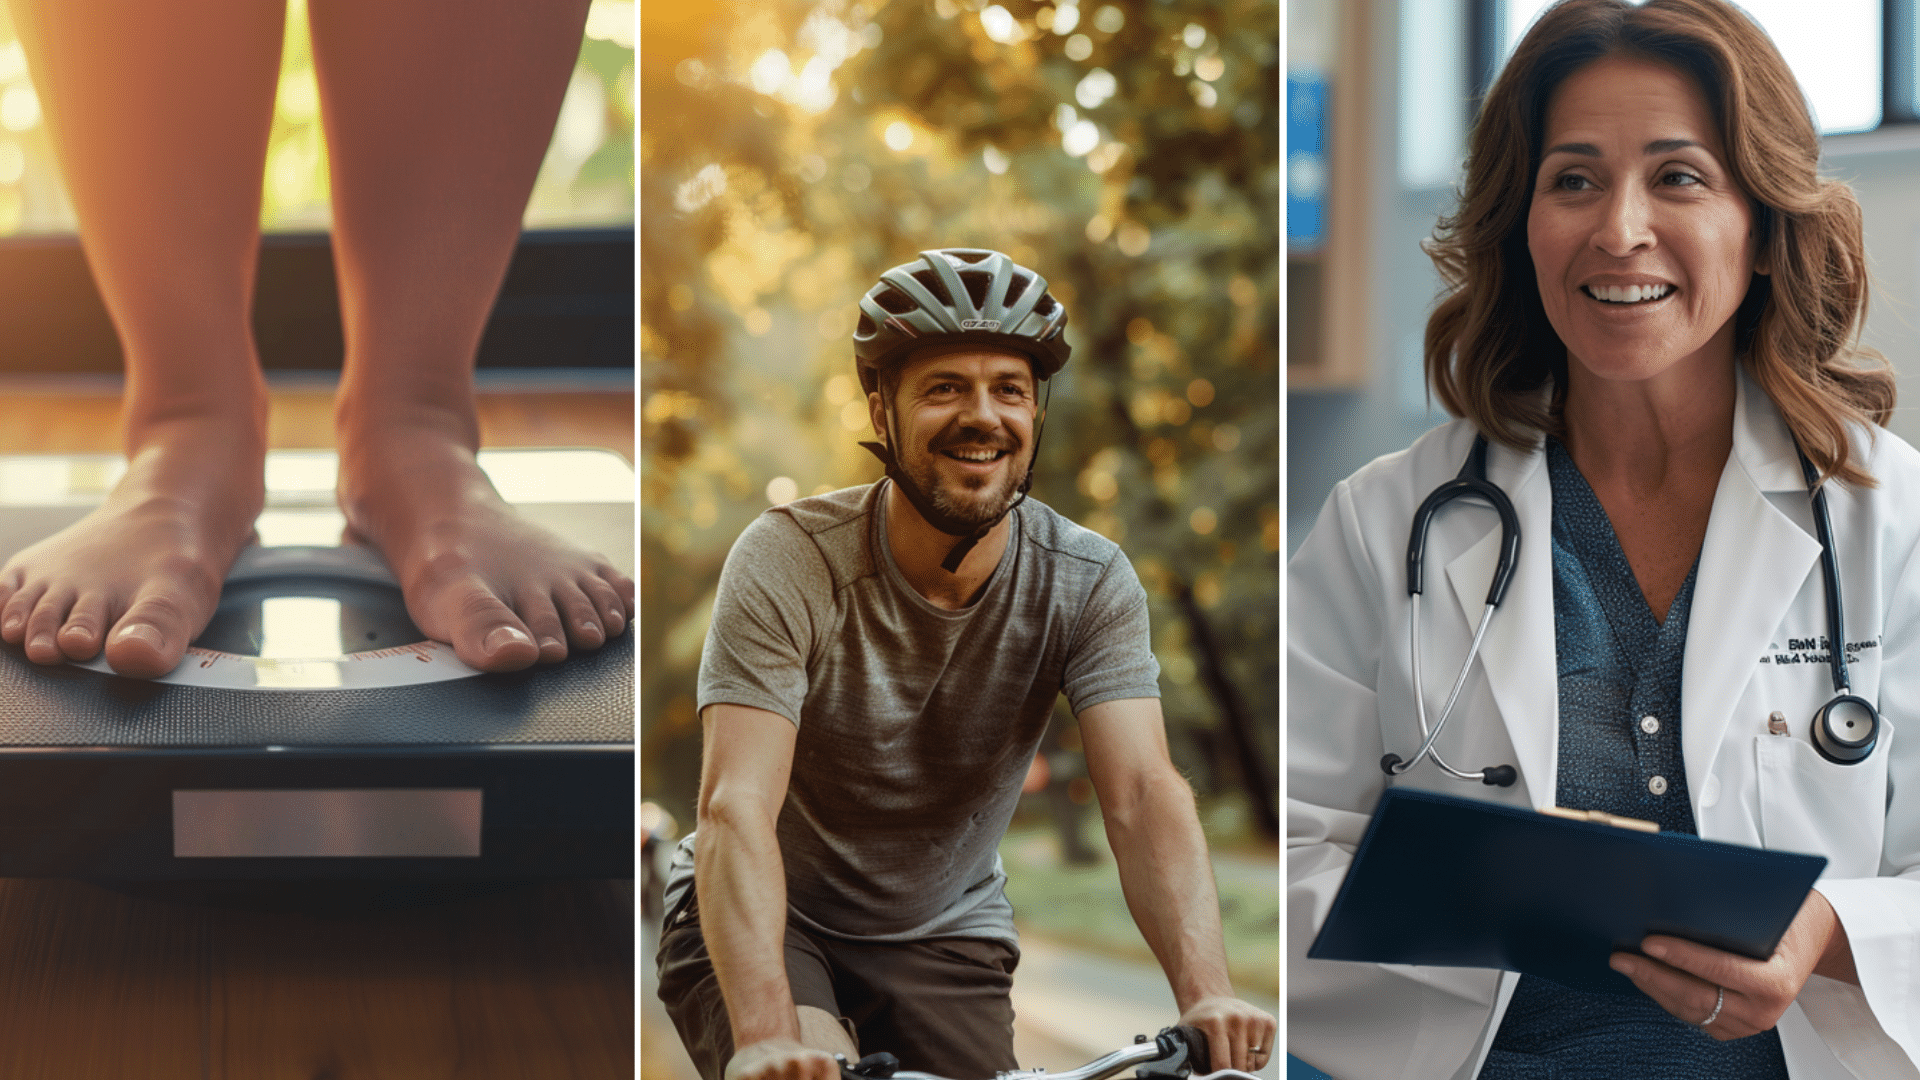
[837,1024,1263,1080]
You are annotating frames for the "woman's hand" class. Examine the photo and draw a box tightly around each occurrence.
[1608,889,1857,1040]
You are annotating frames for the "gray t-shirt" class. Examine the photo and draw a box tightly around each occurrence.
[663,480,1161,943]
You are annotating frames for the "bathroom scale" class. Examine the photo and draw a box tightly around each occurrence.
[0,448,632,887]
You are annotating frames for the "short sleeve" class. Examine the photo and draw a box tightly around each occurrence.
[696,511,832,726]
[1061,550,1161,713]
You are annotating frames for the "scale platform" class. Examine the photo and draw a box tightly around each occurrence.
[0,448,632,887]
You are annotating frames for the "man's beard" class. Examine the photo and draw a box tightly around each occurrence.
[900,435,1027,530]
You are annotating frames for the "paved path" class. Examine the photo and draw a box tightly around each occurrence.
[1010,936,1279,1079]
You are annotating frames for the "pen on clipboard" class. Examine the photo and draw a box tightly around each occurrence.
[1537,806,1661,833]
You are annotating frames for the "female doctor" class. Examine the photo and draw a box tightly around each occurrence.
[1288,1,1920,1077]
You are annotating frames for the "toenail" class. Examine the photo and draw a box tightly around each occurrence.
[3,617,20,633]
[113,623,163,651]
[483,626,532,654]
[538,637,563,651]
[579,620,600,635]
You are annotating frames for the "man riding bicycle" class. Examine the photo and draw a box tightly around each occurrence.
[655,249,1276,1080]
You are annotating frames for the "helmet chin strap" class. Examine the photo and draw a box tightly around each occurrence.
[859,381,1050,574]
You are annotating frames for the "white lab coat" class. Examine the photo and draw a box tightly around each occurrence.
[1288,372,1920,1080]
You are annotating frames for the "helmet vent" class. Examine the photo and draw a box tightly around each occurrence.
[958,271,992,310]
[952,250,993,264]
[909,269,953,306]
[874,287,916,315]
[856,313,876,335]
[1004,274,1030,306]
[1033,293,1056,316]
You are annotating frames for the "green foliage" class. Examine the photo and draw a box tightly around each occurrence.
[640,0,1278,827]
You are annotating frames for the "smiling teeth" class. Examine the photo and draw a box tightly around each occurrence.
[949,449,1001,461]
[1587,284,1673,304]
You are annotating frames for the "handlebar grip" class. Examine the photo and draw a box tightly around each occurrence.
[1170,1025,1210,1075]
[842,1052,899,1080]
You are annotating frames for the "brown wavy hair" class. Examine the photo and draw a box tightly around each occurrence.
[1424,0,1894,484]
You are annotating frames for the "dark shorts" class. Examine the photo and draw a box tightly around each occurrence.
[655,896,1020,1080]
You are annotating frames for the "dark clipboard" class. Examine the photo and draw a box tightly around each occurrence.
[1305,787,1828,996]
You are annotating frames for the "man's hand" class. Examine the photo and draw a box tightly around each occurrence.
[1607,888,1854,1040]
[724,1038,843,1080]
[1178,995,1277,1074]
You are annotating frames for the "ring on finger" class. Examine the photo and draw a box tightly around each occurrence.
[1698,986,1725,1029]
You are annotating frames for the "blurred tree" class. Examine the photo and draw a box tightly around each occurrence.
[640,0,1278,839]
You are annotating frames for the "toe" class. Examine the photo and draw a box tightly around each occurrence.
[516,589,570,664]
[24,589,75,664]
[1,583,44,645]
[57,594,110,660]
[554,585,606,651]
[582,575,626,638]
[439,582,539,672]
[104,592,199,679]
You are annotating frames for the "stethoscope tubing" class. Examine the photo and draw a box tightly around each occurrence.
[1385,437,1523,785]
[1799,451,1852,697]
[1400,594,1499,781]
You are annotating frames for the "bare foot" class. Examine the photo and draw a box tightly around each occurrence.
[0,413,265,679]
[335,414,632,673]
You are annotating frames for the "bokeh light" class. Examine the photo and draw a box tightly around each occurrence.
[0,0,632,237]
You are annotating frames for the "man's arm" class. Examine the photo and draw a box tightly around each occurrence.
[695,703,848,1080]
[1078,697,1277,1074]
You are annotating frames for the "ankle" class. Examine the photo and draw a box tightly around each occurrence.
[122,378,269,450]
[335,391,479,456]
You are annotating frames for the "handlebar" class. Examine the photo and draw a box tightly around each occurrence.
[837,1025,1262,1080]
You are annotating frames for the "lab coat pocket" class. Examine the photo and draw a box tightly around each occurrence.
[1754,721,1891,873]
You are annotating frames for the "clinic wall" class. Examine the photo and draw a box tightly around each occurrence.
[1287,0,1449,557]
[1287,1,1920,557]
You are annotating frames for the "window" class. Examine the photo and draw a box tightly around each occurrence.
[0,0,633,237]
[1495,0,1888,136]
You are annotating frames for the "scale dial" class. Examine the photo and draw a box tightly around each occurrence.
[71,546,479,690]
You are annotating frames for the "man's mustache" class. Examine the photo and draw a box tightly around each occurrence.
[928,431,1021,455]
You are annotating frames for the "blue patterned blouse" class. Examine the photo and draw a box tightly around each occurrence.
[1480,440,1788,1079]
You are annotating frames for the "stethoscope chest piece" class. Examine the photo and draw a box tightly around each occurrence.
[1811,693,1879,765]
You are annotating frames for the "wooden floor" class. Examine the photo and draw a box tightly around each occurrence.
[0,879,635,1080]
[0,383,635,1079]
[0,381,635,456]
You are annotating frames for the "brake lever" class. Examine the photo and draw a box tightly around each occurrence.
[1132,1025,1210,1079]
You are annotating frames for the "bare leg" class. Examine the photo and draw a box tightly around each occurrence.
[0,2,279,678]
[311,0,631,672]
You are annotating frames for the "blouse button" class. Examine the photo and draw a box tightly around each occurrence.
[1640,715,1660,735]
[1648,775,1669,796]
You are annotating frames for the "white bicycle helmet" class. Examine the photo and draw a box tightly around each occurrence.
[853,248,1071,395]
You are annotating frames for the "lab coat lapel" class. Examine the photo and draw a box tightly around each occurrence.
[1682,374,1821,783]
[1444,439,1558,803]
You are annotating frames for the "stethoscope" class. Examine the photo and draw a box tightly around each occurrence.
[1380,435,1881,788]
